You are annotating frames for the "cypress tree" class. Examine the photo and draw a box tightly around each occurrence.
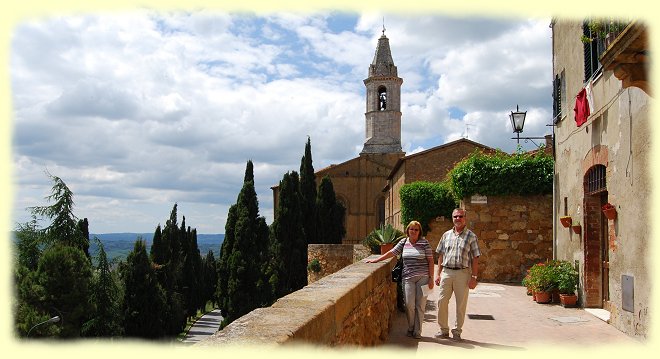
[268,171,306,298]
[315,176,346,244]
[222,160,271,326]
[299,137,317,244]
[82,238,123,337]
[123,239,166,339]
[203,250,218,308]
[216,204,237,316]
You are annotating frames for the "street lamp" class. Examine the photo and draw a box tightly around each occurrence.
[27,316,60,337]
[509,105,548,147]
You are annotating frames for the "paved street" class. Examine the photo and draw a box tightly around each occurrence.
[184,281,644,351]
[181,308,222,345]
[385,281,642,351]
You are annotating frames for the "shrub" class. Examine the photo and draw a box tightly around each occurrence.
[307,259,321,273]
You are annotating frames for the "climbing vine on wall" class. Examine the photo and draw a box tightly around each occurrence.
[399,149,553,232]
[448,149,554,199]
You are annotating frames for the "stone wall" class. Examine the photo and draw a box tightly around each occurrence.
[461,194,553,283]
[197,255,397,347]
[307,244,371,283]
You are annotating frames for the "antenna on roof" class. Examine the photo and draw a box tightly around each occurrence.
[463,122,474,139]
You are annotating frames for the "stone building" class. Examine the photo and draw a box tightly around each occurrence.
[382,138,495,236]
[550,19,650,338]
[272,31,494,246]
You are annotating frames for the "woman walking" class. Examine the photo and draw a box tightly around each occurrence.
[365,221,434,339]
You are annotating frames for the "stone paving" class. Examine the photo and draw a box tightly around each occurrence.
[384,281,643,351]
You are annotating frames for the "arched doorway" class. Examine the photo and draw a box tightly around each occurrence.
[582,164,610,308]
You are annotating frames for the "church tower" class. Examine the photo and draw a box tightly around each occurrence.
[361,29,404,154]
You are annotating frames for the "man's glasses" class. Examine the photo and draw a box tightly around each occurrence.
[453,215,464,218]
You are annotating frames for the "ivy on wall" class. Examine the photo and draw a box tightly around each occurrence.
[399,149,553,232]
[448,149,554,199]
[400,181,458,233]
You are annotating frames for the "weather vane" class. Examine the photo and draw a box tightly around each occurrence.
[382,17,386,35]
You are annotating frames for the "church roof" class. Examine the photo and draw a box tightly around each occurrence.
[369,33,397,77]
[385,138,496,181]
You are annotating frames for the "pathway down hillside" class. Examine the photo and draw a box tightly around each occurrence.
[181,308,223,345]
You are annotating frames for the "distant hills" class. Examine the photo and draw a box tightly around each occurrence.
[10,232,225,265]
[89,233,224,263]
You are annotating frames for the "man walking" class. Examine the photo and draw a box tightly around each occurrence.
[434,208,481,341]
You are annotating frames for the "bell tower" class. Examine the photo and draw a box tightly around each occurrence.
[361,29,404,154]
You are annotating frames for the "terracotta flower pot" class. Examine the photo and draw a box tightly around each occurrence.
[560,216,572,228]
[560,293,578,307]
[535,291,552,304]
[571,224,581,235]
[603,207,617,220]
[380,243,394,255]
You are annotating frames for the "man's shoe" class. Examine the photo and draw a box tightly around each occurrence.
[413,333,422,339]
[451,331,462,341]
[434,331,449,339]
[406,329,413,337]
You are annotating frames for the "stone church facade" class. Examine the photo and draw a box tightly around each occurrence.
[273,31,492,245]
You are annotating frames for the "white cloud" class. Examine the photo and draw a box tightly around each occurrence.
[10,11,553,233]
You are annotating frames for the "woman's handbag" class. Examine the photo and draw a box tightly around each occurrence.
[391,256,403,282]
[390,238,406,282]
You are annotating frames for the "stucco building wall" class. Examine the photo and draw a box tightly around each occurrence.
[551,19,651,338]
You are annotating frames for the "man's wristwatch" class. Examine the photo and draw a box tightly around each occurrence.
[471,275,478,279]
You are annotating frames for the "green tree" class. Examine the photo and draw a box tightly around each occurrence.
[268,171,307,298]
[222,160,271,327]
[35,244,94,337]
[216,204,237,316]
[82,238,123,337]
[13,215,44,271]
[29,171,87,252]
[315,176,346,244]
[299,137,317,245]
[123,239,166,339]
[202,250,218,307]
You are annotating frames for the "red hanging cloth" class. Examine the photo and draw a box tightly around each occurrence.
[574,88,590,127]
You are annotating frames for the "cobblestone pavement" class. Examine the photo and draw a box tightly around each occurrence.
[384,281,644,352]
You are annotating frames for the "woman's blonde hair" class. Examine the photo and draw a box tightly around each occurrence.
[405,220,423,236]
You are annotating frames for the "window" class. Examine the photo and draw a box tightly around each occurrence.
[583,21,606,82]
[585,165,607,195]
[552,74,562,122]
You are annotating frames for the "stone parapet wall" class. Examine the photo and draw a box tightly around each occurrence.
[197,255,397,347]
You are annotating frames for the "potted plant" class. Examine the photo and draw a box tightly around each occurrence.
[363,223,406,254]
[581,18,628,46]
[571,221,582,235]
[526,262,557,304]
[557,261,579,307]
[602,203,617,220]
[560,215,572,228]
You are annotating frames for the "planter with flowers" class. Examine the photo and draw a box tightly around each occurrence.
[557,261,579,307]
[602,203,617,220]
[560,216,572,228]
[526,261,558,304]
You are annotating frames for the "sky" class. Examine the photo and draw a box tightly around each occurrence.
[2,3,636,235]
